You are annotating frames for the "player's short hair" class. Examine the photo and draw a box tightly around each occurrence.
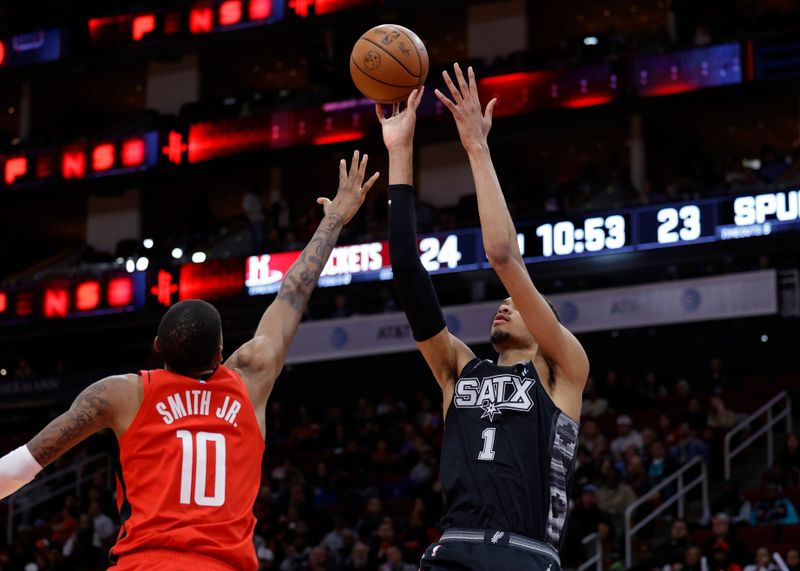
[157,299,222,374]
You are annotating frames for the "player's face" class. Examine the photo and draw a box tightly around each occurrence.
[490,298,535,350]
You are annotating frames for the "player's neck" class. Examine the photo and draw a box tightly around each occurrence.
[497,347,536,367]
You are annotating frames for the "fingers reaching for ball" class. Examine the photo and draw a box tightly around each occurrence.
[434,64,498,153]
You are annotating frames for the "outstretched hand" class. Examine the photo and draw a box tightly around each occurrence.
[434,64,497,153]
[375,87,424,152]
[317,150,380,225]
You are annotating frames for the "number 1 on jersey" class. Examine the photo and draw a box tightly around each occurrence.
[176,430,226,507]
[478,427,496,461]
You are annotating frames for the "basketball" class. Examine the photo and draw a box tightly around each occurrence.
[350,25,429,103]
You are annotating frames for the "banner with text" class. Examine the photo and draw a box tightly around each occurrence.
[285,270,777,364]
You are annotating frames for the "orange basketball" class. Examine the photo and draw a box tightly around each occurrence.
[350,25,429,104]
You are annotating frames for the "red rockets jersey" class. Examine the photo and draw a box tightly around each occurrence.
[110,366,264,571]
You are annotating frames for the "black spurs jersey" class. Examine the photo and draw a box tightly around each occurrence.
[440,357,579,550]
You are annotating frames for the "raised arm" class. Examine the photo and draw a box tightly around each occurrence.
[435,64,589,411]
[1,374,139,500]
[378,89,475,393]
[226,152,379,403]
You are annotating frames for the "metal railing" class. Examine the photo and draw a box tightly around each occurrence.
[724,390,792,480]
[624,456,709,568]
[577,532,602,571]
[3,452,111,543]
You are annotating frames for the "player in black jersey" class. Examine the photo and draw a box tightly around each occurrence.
[376,66,589,571]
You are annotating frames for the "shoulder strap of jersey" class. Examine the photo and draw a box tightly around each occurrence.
[458,357,484,378]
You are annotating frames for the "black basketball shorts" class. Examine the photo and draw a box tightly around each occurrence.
[420,528,561,571]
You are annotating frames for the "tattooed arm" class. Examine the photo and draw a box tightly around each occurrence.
[227,151,379,404]
[26,374,139,467]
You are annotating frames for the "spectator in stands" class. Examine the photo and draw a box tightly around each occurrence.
[675,379,692,400]
[381,546,416,571]
[409,446,436,487]
[625,454,652,496]
[62,514,103,568]
[775,433,800,484]
[320,515,352,557]
[744,547,778,571]
[658,413,678,446]
[581,378,609,418]
[668,422,709,466]
[784,549,800,571]
[704,513,752,566]
[710,482,752,525]
[340,542,370,571]
[758,145,788,183]
[722,154,758,191]
[368,518,396,568]
[647,440,676,484]
[655,519,690,566]
[750,484,800,526]
[638,370,667,406]
[242,189,266,251]
[683,398,707,432]
[683,545,705,571]
[597,468,637,518]
[49,495,79,545]
[562,485,612,568]
[580,420,608,458]
[707,396,738,430]
[602,370,629,412]
[87,501,115,547]
[611,415,644,458]
[707,357,730,393]
[573,446,602,490]
[305,545,332,571]
[710,541,744,571]
[629,542,658,571]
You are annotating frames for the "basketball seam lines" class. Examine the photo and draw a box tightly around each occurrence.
[360,36,420,78]
[350,56,420,89]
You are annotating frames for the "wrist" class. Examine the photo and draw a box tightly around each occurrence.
[465,141,490,158]
[388,146,413,186]
[387,144,413,158]
[324,211,345,226]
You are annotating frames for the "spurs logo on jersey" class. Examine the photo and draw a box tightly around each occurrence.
[453,373,535,422]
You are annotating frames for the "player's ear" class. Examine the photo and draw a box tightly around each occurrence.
[153,336,160,353]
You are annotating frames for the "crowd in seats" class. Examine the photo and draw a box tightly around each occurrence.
[1,354,796,570]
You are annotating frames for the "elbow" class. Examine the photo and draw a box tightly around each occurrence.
[486,246,515,268]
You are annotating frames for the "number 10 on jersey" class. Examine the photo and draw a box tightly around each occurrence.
[176,430,227,507]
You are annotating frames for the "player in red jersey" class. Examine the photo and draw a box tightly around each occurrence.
[0,151,379,571]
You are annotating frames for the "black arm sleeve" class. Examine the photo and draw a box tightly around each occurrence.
[388,184,447,342]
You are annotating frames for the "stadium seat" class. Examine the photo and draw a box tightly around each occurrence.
[739,525,777,547]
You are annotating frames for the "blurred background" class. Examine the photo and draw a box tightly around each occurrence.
[0,0,799,569]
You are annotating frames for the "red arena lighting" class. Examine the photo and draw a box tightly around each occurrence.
[44,288,69,318]
[16,293,34,317]
[132,14,156,41]
[189,7,214,34]
[122,138,146,166]
[75,281,101,311]
[92,144,115,172]
[219,1,242,25]
[107,277,134,307]
[62,151,86,179]
[4,157,27,185]
[249,0,272,20]
[0,292,6,313]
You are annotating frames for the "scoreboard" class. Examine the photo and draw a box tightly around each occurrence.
[1,189,797,324]
[245,188,800,295]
